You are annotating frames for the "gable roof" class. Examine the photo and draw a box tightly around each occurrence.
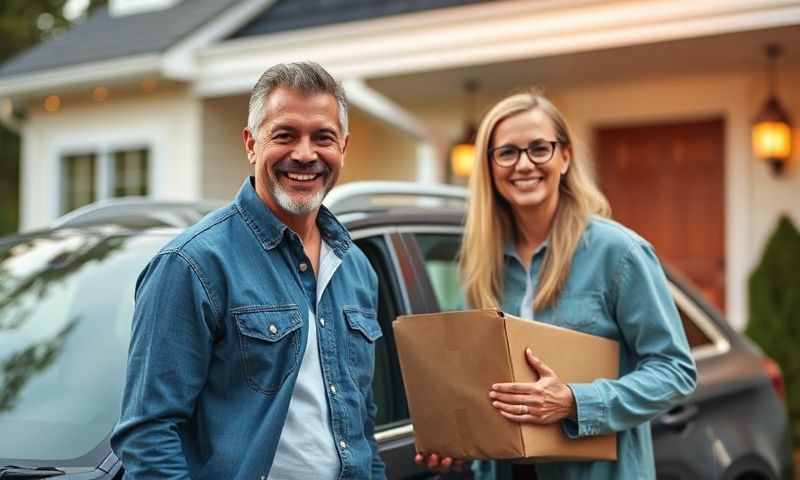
[0,0,241,78]
[231,0,489,38]
[0,0,490,79]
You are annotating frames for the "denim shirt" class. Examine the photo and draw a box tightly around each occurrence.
[111,177,385,480]
[501,217,697,480]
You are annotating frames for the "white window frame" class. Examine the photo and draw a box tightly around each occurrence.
[56,142,153,216]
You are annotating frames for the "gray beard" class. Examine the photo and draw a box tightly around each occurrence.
[268,172,329,215]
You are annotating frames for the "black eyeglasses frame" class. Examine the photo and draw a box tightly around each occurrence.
[488,140,562,168]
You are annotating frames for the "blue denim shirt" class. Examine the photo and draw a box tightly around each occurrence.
[111,177,385,480]
[501,217,697,480]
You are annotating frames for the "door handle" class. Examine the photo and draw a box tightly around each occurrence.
[660,404,699,428]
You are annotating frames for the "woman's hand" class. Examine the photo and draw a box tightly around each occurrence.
[489,348,577,424]
[414,453,466,473]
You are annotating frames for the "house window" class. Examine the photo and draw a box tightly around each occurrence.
[60,147,151,214]
[113,149,149,197]
[61,153,97,214]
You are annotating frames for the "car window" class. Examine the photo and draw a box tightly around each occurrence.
[0,233,168,463]
[354,235,409,428]
[676,302,714,349]
[413,233,465,311]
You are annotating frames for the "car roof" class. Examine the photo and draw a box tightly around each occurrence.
[45,182,467,231]
[49,197,226,229]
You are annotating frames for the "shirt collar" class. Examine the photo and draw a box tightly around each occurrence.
[234,176,352,257]
[503,237,550,263]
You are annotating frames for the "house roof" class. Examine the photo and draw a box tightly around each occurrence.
[0,0,491,79]
[230,0,490,38]
[0,0,241,78]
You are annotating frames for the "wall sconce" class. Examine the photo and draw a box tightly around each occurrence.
[752,44,793,176]
[450,80,479,179]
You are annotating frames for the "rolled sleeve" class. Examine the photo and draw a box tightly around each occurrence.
[562,383,607,438]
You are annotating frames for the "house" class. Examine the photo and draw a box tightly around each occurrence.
[1,0,799,330]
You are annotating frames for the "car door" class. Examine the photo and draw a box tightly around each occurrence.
[354,228,465,479]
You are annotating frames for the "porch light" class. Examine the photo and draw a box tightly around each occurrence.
[93,86,109,102]
[43,95,61,112]
[752,44,793,176]
[141,79,157,93]
[451,126,477,178]
[450,80,479,179]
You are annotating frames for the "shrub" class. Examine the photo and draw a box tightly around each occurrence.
[746,215,800,445]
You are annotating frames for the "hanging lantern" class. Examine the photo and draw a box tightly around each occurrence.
[450,125,477,178]
[450,80,479,179]
[752,44,793,176]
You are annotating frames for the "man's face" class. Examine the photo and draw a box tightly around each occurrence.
[243,87,347,220]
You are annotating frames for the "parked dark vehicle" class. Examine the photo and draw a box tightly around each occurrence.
[0,184,793,479]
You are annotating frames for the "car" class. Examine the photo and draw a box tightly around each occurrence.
[49,197,225,230]
[0,183,793,479]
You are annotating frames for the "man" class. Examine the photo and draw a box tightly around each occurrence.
[111,62,385,480]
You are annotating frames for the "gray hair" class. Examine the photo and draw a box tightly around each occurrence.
[247,62,349,137]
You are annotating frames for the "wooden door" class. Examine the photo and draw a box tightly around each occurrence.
[595,119,725,311]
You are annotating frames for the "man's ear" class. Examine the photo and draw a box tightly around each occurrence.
[340,134,349,167]
[242,128,256,166]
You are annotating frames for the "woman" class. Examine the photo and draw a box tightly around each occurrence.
[417,90,696,479]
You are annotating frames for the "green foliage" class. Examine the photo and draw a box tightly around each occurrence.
[0,127,20,235]
[746,215,800,445]
[1,1,69,62]
[0,0,107,234]
[1,1,106,62]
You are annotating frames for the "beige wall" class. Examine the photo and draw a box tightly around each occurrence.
[200,95,250,200]
[21,85,201,230]
[340,108,418,184]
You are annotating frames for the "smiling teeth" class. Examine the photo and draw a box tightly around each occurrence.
[287,173,317,181]
[513,178,542,187]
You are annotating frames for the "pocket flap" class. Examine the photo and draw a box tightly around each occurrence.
[235,307,302,342]
[344,308,382,342]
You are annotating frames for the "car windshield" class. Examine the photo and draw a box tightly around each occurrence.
[0,231,169,463]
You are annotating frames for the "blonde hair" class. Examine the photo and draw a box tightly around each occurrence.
[458,90,610,312]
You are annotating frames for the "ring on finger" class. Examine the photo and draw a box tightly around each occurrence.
[520,405,528,415]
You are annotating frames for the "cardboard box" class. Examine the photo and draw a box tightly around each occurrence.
[393,309,619,461]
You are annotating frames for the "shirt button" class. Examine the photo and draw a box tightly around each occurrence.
[299,262,308,272]
[339,440,347,449]
[330,384,337,394]
[268,324,278,335]
[319,317,325,327]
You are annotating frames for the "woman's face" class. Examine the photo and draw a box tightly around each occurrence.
[490,108,570,213]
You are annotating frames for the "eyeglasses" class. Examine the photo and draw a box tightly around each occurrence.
[488,140,561,168]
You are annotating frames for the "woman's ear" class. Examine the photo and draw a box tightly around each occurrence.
[560,145,571,175]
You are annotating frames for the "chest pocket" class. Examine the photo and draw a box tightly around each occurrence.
[234,305,303,395]
[343,307,382,391]
[551,293,611,337]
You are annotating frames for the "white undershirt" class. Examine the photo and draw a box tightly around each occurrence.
[518,242,548,321]
[268,241,341,480]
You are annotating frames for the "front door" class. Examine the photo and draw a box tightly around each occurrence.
[595,118,726,311]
